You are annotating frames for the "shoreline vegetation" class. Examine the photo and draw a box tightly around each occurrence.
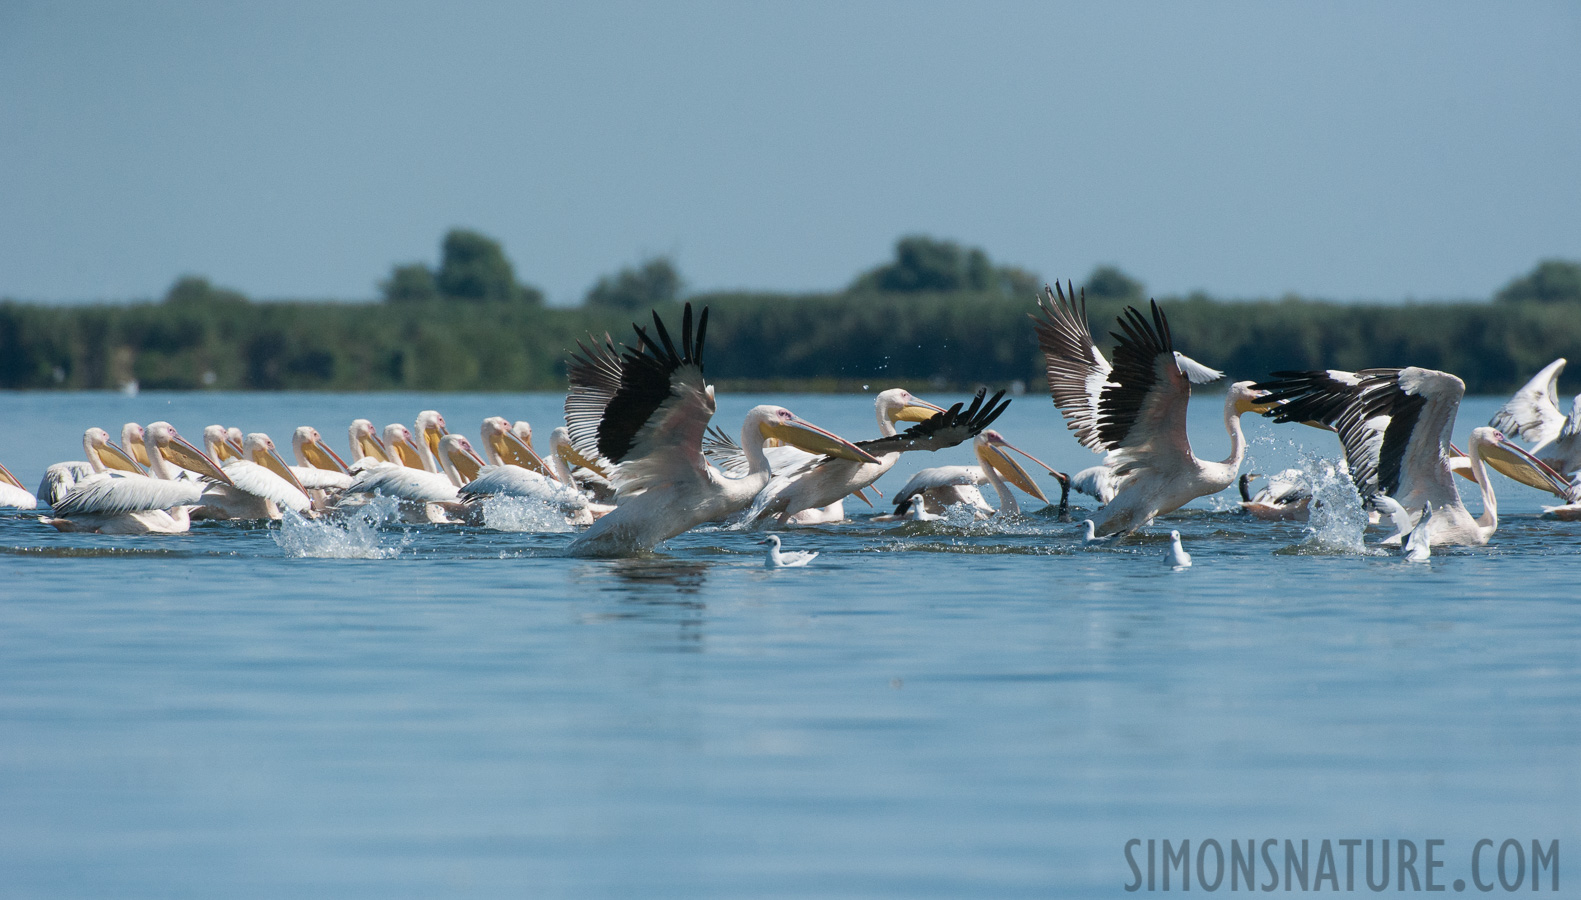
[3,231,1578,394]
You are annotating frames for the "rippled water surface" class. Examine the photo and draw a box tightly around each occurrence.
[1,391,1577,898]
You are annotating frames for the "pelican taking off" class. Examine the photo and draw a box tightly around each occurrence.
[888,429,1062,520]
[562,303,878,556]
[1031,283,1271,536]
[1490,358,1581,479]
[1254,367,1574,545]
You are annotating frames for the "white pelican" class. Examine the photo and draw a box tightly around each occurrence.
[457,420,598,525]
[759,534,817,567]
[290,427,354,493]
[382,423,430,470]
[412,410,450,471]
[1255,368,1575,545]
[1490,358,1581,478]
[741,389,1009,527]
[37,427,146,507]
[562,303,878,556]
[1032,283,1272,536]
[347,419,393,470]
[41,422,233,534]
[120,422,151,467]
[343,434,486,522]
[202,424,246,465]
[1166,530,1191,568]
[697,388,946,525]
[1,460,37,508]
[192,432,314,520]
[1237,470,1312,521]
[888,429,1062,520]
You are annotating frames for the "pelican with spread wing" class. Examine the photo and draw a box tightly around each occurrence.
[1254,367,1575,545]
[562,303,878,557]
[738,388,1011,527]
[1032,282,1271,536]
[888,429,1065,520]
[1490,358,1581,479]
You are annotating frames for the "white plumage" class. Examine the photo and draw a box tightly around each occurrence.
[760,534,818,567]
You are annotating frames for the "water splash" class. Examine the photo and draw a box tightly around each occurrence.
[1295,455,1377,555]
[479,496,575,533]
[272,497,408,559]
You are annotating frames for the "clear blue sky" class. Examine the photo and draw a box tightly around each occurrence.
[2,1,1578,305]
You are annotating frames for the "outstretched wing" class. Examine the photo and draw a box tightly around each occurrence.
[701,426,811,476]
[856,388,1009,456]
[1030,282,1112,451]
[53,473,204,516]
[564,303,716,497]
[1490,357,1566,448]
[1099,301,1221,474]
[1255,367,1462,505]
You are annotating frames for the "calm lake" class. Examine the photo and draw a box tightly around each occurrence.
[1,390,1577,898]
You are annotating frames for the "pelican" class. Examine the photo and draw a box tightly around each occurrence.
[1254,368,1574,545]
[740,389,1008,527]
[120,422,151,467]
[1238,470,1311,521]
[383,423,430,470]
[1032,283,1272,536]
[195,432,314,520]
[342,434,486,522]
[0,460,37,508]
[202,424,246,464]
[888,430,1063,520]
[37,427,146,507]
[1166,530,1191,568]
[347,419,394,470]
[1490,358,1581,478]
[290,426,355,499]
[562,303,878,556]
[413,410,449,471]
[458,420,599,525]
[40,422,233,534]
[759,534,817,567]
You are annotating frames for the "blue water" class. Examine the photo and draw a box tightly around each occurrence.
[1,391,1577,898]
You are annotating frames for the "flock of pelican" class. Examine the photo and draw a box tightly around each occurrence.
[2,292,1578,560]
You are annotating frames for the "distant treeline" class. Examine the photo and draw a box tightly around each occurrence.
[2,233,1579,395]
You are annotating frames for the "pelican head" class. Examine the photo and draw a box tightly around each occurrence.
[550,426,608,479]
[438,434,486,484]
[973,429,1051,503]
[875,389,947,426]
[415,410,449,460]
[89,426,145,474]
[1470,426,1573,497]
[1229,381,1276,415]
[203,424,246,462]
[145,421,233,485]
[293,426,350,473]
[481,416,551,475]
[750,406,881,464]
[244,433,308,493]
[384,424,428,469]
[121,423,151,466]
[348,419,391,463]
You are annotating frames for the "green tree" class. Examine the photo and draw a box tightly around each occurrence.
[850,235,987,293]
[435,228,543,304]
[163,275,249,307]
[1495,259,1581,304]
[381,263,439,304]
[1082,265,1144,304]
[851,235,1038,295]
[585,257,684,310]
